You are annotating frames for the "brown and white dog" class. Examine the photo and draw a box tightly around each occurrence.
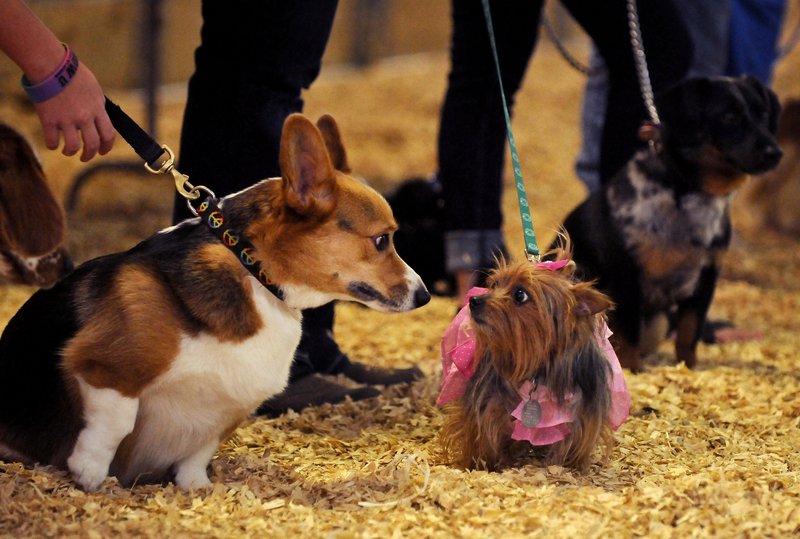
[0,114,430,490]
[0,124,72,287]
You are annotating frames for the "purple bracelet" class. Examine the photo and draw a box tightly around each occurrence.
[20,44,79,103]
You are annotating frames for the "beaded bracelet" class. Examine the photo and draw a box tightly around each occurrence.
[20,44,79,103]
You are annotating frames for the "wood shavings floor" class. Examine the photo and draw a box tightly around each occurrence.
[2,38,800,538]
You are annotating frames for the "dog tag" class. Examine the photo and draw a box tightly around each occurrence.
[521,399,541,428]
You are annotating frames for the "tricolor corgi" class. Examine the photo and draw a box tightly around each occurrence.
[0,114,430,490]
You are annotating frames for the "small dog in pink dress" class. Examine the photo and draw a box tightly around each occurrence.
[438,250,629,471]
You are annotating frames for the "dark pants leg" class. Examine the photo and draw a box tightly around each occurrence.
[438,0,543,272]
[438,0,692,254]
[174,0,340,380]
[562,0,692,183]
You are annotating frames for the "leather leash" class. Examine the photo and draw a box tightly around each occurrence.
[103,97,284,300]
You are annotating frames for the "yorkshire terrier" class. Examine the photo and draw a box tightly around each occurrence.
[437,247,629,471]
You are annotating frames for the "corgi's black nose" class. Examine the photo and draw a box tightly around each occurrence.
[414,287,431,307]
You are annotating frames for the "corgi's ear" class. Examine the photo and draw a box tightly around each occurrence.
[316,114,351,173]
[572,282,613,317]
[279,113,337,216]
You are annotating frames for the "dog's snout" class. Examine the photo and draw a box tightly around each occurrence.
[414,286,431,308]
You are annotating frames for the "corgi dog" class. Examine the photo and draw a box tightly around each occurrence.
[0,114,430,491]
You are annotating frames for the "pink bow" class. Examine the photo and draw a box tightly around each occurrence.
[437,287,488,405]
[437,272,630,446]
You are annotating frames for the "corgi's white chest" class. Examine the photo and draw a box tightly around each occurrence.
[130,280,301,468]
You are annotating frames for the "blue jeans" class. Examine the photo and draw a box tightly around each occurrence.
[728,0,787,82]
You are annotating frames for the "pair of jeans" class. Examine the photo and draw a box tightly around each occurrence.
[174,0,341,381]
[438,0,692,271]
[727,0,786,83]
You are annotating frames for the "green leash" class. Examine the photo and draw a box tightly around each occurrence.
[480,0,540,261]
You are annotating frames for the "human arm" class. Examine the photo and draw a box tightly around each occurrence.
[0,0,115,161]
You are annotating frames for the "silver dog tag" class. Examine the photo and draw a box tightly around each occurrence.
[521,399,541,428]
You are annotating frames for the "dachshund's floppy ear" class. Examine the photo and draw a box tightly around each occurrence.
[572,282,613,317]
[0,128,64,256]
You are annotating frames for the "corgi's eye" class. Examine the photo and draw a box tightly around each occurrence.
[513,287,529,305]
[373,233,390,252]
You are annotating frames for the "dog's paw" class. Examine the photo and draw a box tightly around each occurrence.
[67,451,110,491]
[175,467,212,490]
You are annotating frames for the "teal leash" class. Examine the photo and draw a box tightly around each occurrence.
[480,0,540,262]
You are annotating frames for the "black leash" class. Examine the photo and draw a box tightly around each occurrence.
[103,96,284,300]
[104,98,166,168]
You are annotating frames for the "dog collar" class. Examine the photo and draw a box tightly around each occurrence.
[437,262,630,446]
[196,196,284,301]
[638,120,662,154]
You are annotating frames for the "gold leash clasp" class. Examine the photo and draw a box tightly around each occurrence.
[144,145,200,200]
[525,250,540,264]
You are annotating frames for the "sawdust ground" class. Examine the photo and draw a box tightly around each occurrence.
[1,35,800,538]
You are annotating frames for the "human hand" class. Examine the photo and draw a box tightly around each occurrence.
[32,63,115,162]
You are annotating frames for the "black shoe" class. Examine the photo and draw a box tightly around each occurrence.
[255,374,381,418]
[339,360,424,386]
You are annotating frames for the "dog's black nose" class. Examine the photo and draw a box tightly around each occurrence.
[469,295,484,310]
[763,144,783,166]
[62,255,75,275]
[414,287,431,308]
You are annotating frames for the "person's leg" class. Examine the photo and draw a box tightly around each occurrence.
[574,47,607,194]
[727,0,786,83]
[563,0,692,185]
[177,0,392,415]
[438,0,544,300]
[672,0,731,78]
[174,0,339,221]
[575,1,728,193]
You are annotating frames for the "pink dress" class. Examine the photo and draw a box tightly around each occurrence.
[438,285,630,446]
